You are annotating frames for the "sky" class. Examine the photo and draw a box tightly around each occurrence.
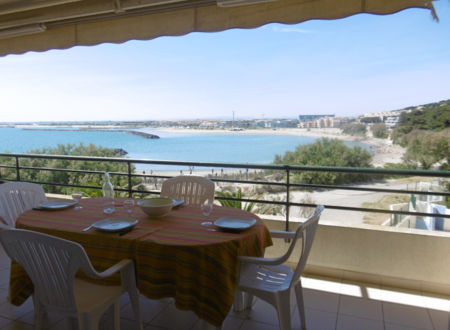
[0,1,449,122]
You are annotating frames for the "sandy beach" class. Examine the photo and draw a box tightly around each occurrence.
[158,127,405,168]
[8,124,405,167]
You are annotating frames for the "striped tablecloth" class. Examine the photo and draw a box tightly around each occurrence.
[10,197,272,327]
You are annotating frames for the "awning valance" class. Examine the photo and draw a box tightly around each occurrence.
[0,0,437,56]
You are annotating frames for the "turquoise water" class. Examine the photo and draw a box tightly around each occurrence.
[0,127,367,170]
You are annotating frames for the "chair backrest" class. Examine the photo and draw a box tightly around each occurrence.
[0,182,48,227]
[160,176,215,205]
[0,229,92,314]
[283,205,324,286]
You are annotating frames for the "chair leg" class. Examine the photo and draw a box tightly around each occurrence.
[122,264,143,330]
[68,317,78,330]
[127,290,143,330]
[79,314,89,330]
[275,291,292,330]
[243,293,254,309]
[233,291,254,312]
[294,281,307,330]
[233,290,244,312]
[113,301,120,330]
[33,301,45,330]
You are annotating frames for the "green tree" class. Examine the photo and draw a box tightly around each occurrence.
[342,123,367,136]
[273,138,373,184]
[371,123,388,139]
[402,129,450,169]
[0,143,140,196]
[393,102,450,142]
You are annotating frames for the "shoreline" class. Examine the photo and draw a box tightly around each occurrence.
[2,125,405,168]
[156,127,405,168]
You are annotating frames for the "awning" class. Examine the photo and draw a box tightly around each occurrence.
[0,0,437,57]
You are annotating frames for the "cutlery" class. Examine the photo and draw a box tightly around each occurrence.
[82,224,94,232]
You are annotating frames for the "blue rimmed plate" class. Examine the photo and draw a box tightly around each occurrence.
[214,217,256,232]
[92,217,138,232]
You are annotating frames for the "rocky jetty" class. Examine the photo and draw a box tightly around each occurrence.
[113,148,128,156]
[20,127,159,139]
[125,130,159,139]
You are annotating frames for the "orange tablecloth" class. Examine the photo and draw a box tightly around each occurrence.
[10,197,272,326]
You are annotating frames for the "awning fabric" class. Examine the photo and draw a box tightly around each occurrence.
[0,0,437,56]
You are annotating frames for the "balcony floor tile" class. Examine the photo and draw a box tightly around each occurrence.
[382,301,434,330]
[0,248,448,330]
[338,295,383,321]
[336,314,384,330]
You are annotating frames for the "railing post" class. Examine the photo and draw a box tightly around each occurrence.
[127,161,132,198]
[15,156,20,181]
[285,166,290,232]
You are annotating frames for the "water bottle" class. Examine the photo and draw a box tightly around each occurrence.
[102,172,115,214]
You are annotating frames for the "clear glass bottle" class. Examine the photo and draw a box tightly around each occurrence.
[102,172,115,214]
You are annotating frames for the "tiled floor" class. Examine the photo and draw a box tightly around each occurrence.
[0,245,448,330]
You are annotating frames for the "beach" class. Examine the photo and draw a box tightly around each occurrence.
[158,127,405,168]
[1,125,405,168]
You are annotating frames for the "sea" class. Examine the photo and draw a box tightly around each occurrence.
[0,127,368,171]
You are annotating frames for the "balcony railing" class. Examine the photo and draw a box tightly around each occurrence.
[0,152,449,231]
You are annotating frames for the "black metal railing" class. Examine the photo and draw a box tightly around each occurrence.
[1,152,449,231]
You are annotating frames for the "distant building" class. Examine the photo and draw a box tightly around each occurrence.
[297,116,349,129]
[298,114,335,122]
[384,116,400,129]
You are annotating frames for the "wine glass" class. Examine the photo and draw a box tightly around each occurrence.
[71,191,83,210]
[123,199,135,217]
[200,199,214,227]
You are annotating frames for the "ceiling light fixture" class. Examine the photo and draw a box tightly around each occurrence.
[0,24,47,40]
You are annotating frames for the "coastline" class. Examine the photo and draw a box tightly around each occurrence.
[157,127,405,168]
[2,125,405,168]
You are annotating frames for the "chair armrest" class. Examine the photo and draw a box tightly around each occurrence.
[85,259,134,279]
[238,255,284,266]
[269,230,295,239]
[0,220,10,230]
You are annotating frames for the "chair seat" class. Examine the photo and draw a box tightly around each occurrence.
[239,263,294,293]
[235,205,324,330]
[74,279,123,314]
[0,229,143,330]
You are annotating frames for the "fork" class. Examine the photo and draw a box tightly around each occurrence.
[82,224,94,232]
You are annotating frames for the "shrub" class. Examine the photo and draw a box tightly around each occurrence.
[0,143,139,196]
[342,123,367,136]
[372,123,388,139]
[273,138,373,185]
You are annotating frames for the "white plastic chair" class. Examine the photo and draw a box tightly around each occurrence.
[160,175,215,205]
[0,229,143,330]
[0,182,48,227]
[235,205,325,330]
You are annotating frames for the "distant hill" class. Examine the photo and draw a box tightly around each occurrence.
[401,99,450,112]
[391,99,449,170]
[395,99,450,135]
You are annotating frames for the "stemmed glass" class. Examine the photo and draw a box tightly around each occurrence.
[71,191,83,210]
[123,199,135,217]
[200,199,214,227]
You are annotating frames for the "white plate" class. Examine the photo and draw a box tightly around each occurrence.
[214,217,256,232]
[38,200,78,210]
[172,198,184,208]
[92,217,138,232]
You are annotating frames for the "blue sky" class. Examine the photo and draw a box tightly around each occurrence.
[1,1,449,122]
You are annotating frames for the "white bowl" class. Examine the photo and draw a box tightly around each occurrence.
[137,197,174,217]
